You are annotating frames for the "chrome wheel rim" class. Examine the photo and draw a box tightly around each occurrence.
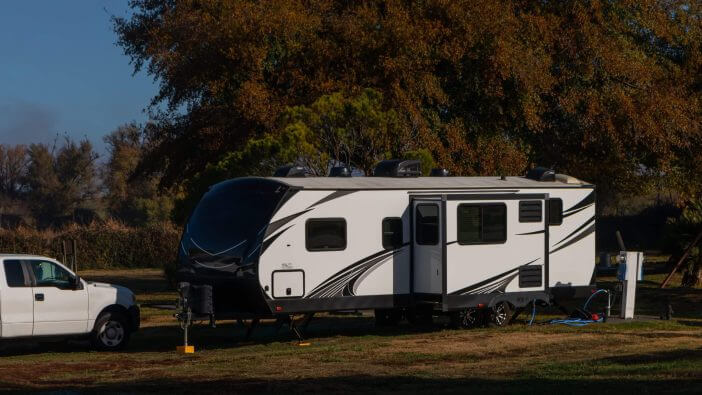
[493,303,508,326]
[99,320,125,347]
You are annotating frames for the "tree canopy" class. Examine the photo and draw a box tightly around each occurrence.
[115,0,702,202]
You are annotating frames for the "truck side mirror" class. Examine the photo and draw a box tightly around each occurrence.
[72,275,82,290]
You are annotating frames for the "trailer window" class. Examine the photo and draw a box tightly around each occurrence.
[548,199,563,225]
[416,204,439,245]
[519,201,542,222]
[3,260,28,287]
[382,217,403,249]
[457,204,506,244]
[306,219,346,251]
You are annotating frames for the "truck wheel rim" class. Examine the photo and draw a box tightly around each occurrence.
[99,321,124,347]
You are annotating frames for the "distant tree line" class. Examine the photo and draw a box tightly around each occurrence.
[0,123,173,229]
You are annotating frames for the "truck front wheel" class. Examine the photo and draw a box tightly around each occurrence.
[91,311,131,351]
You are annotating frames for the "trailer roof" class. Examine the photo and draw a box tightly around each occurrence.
[266,175,593,190]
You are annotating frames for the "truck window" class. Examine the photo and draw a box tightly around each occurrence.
[29,260,72,288]
[3,260,28,287]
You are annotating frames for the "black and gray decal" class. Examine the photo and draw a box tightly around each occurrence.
[264,208,313,237]
[563,191,594,217]
[260,224,294,255]
[450,258,540,295]
[549,216,595,254]
[306,190,357,209]
[307,245,408,298]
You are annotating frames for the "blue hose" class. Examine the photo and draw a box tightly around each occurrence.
[528,299,537,326]
[582,289,608,311]
[547,289,608,327]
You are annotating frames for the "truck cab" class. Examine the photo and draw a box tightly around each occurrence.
[0,254,139,350]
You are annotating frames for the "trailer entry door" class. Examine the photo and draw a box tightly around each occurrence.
[412,199,443,296]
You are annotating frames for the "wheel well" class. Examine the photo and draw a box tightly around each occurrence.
[488,294,549,309]
[93,305,129,332]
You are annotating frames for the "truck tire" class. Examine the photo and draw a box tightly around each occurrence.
[91,311,131,351]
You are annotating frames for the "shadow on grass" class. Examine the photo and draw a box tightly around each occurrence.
[596,346,702,365]
[0,315,444,355]
[2,375,701,394]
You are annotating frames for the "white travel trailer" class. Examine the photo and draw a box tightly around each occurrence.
[177,163,596,327]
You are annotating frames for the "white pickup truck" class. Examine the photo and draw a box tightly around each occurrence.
[0,254,139,350]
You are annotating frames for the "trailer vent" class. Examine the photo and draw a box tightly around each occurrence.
[328,166,351,177]
[519,201,542,222]
[373,159,421,177]
[430,168,449,177]
[525,167,555,182]
[519,265,543,288]
[274,165,308,177]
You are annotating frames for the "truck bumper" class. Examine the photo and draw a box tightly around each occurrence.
[128,305,141,332]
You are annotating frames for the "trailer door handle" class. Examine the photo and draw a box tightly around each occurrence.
[35,293,44,302]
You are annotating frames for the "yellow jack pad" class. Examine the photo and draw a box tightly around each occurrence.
[177,345,195,353]
[297,342,311,347]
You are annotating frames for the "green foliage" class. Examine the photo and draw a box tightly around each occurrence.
[25,138,98,227]
[280,89,406,175]
[173,89,406,222]
[115,0,702,201]
[103,124,176,226]
[403,149,436,176]
[0,221,180,270]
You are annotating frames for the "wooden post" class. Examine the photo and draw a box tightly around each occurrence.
[660,229,702,288]
[72,239,77,273]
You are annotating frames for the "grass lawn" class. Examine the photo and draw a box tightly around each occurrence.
[0,267,700,393]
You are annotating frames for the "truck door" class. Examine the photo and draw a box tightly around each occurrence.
[0,260,34,337]
[412,199,443,295]
[27,259,89,335]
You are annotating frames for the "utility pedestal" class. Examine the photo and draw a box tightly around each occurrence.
[617,251,643,319]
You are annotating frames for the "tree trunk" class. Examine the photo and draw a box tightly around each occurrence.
[681,253,702,288]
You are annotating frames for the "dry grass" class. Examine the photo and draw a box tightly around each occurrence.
[0,269,700,394]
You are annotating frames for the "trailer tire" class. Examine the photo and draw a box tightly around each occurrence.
[488,302,513,327]
[91,311,131,351]
[450,307,483,329]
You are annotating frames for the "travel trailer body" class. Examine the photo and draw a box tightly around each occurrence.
[177,169,596,322]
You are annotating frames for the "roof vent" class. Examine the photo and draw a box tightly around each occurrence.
[273,165,309,177]
[373,159,421,177]
[328,166,352,177]
[526,167,556,182]
[430,168,449,177]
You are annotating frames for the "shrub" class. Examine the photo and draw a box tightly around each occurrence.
[0,220,181,271]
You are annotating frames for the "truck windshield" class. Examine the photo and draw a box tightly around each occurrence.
[181,178,288,267]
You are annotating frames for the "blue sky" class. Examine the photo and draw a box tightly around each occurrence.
[0,1,157,155]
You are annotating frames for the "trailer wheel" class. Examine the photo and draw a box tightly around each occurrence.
[488,302,513,327]
[451,307,483,329]
[91,311,131,351]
